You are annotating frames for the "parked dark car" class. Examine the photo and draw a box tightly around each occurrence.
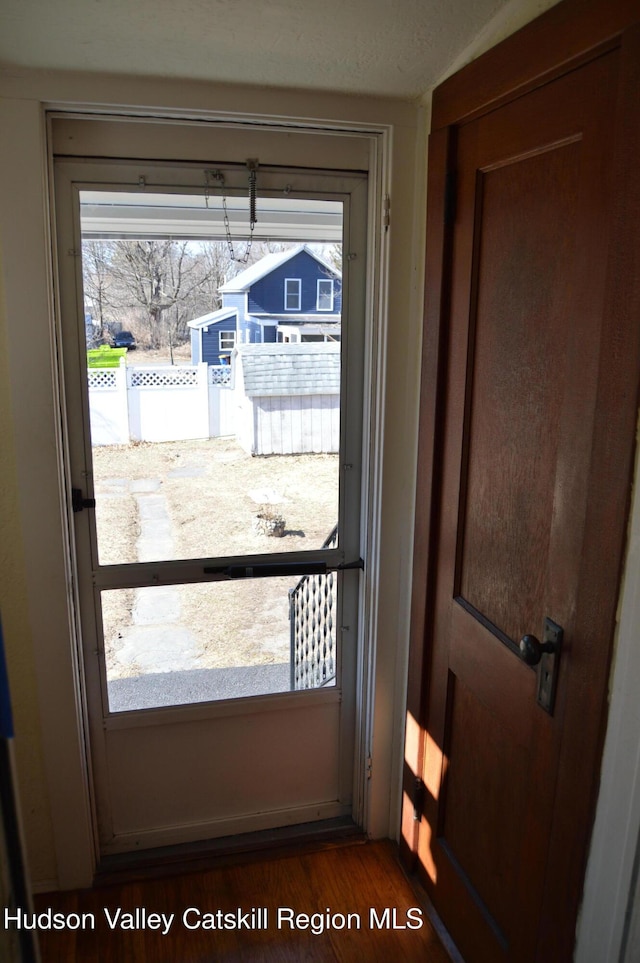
[112,330,136,349]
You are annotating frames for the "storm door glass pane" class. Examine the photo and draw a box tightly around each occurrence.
[80,190,343,565]
[102,575,339,712]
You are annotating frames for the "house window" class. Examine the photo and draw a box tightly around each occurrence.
[219,330,236,350]
[284,278,301,311]
[317,279,334,311]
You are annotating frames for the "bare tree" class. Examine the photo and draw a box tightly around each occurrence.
[321,242,342,273]
[82,240,117,344]
[82,239,232,355]
[107,240,180,348]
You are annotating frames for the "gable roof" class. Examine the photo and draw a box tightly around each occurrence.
[187,306,238,330]
[220,244,341,294]
[237,343,340,396]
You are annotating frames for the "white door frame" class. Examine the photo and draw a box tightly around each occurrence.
[575,425,640,963]
[43,107,392,886]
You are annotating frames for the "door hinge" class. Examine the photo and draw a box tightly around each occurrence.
[383,193,391,231]
[445,168,457,226]
[413,777,426,822]
[366,755,373,779]
[72,488,96,513]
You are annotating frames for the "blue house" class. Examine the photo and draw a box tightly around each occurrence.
[188,245,341,364]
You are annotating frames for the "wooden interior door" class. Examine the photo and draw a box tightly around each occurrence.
[406,8,640,963]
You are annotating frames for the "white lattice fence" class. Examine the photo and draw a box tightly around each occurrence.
[89,362,324,449]
[88,363,222,444]
[129,366,199,387]
[127,364,208,442]
[87,363,129,444]
[208,365,232,386]
[88,368,118,389]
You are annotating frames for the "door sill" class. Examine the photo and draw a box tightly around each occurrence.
[94,816,364,886]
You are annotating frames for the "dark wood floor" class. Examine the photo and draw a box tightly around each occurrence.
[33,840,452,961]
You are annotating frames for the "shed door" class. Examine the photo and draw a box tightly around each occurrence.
[408,36,640,963]
[54,153,368,856]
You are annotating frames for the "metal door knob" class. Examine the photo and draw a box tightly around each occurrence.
[519,634,558,666]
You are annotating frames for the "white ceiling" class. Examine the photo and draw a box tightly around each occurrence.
[0,0,511,100]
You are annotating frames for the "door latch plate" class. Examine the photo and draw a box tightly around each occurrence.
[537,617,563,715]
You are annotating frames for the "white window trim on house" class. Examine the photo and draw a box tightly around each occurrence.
[317,278,334,311]
[219,330,236,350]
[284,278,301,311]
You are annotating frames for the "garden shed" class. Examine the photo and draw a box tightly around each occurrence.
[233,342,340,455]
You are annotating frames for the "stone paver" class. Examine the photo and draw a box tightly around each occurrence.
[133,585,181,625]
[135,493,173,561]
[113,481,202,676]
[116,624,200,674]
[129,478,162,493]
[167,464,206,478]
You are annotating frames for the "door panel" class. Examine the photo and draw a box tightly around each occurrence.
[458,145,579,640]
[106,699,341,840]
[413,47,633,963]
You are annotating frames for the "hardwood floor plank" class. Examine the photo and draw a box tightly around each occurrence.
[34,841,451,962]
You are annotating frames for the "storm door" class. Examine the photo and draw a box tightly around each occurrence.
[54,155,368,856]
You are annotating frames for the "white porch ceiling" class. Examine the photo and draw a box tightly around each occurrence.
[0,0,511,100]
[80,191,343,242]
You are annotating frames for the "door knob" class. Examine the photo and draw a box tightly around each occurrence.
[517,618,563,716]
[519,633,559,666]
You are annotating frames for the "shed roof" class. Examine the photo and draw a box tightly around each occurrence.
[187,306,237,330]
[220,244,341,293]
[237,343,340,397]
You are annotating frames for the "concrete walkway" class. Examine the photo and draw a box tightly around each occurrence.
[107,476,290,710]
[114,479,201,675]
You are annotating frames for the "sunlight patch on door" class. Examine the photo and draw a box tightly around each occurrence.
[102,575,338,712]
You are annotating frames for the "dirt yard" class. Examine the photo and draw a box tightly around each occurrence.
[92,437,338,677]
[125,344,192,365]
